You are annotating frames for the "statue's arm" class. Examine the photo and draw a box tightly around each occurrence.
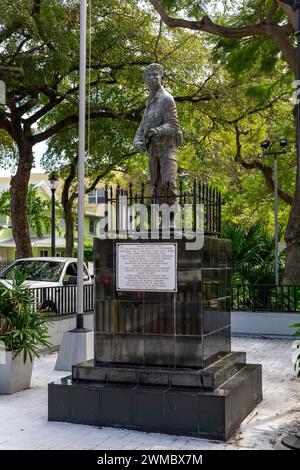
[155,95,179,137]
[133,117,146,152]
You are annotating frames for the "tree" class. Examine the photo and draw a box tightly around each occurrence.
[39,9,222,256]
[0,0,153,258]
[0,184,59,237]
[42,123,138,256]
[148,0,300,283]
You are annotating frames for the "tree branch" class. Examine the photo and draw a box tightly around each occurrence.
[257,0,266,20]
[154,19,163,61]
[148,0,297,74]
[61,154,79,207]
[277,0,296,29]
[25,95,65,126]
[16,95,39,118]
[73,151,138,199]
[0,65,24,80]
[233,122,293,205]
[148,0,266,36]
[264,24,296,73]
[223,91,290,125]
[266,1,279,22]
[175,93,213,103]
[31,108,140,145]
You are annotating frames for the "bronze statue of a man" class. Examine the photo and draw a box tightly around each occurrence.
[133,63,182,204]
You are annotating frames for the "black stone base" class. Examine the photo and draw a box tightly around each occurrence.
[48,362,262,441]
[72,351,246,390]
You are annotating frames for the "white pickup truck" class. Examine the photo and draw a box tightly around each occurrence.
[0,257,94,314]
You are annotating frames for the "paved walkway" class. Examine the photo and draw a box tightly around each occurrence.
[0,337,299,450]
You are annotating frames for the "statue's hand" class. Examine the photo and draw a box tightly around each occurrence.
[134,141,145,153]
[148,128,158,138]
[144,128,158,145]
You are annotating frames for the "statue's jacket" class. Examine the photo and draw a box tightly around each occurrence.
[134,86,182,159]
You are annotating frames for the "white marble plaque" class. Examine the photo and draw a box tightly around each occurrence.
[117,243,177,292]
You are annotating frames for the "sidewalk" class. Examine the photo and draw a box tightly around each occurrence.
[0,337,299,450]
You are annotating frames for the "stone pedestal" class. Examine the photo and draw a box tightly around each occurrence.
[48,235,262,440]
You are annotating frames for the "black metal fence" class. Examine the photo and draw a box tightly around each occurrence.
[232,284,300,312]
[104,178,222,236]
[28,283,300,315]
[31,284,94,316]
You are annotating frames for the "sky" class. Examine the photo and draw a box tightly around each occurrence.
[1,142,47,177]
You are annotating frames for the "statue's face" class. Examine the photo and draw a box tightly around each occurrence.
[145,70,162,88]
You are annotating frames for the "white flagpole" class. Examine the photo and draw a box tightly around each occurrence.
[77,0,87,329]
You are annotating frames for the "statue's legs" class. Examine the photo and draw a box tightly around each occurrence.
[149,149,178,228]
[148,150,161,199]
[159,151,177,205]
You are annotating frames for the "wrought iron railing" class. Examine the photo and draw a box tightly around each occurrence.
[103,178,222,236]
[31,284,94,316]
[26,283,300,315]
[231,284,300,312]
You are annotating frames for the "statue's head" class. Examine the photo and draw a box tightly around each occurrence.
[143,63,164,88]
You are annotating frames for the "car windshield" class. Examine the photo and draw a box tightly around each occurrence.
[0,260,64,282]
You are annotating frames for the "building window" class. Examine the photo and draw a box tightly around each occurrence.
[96,189,105,203]
[88,189,105,204]
[88,190,96,204]
[89,218,96,235]
[40,250,49,257]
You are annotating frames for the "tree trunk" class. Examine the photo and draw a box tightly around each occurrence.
[283,161,300,285]
[61,157,78,258]
[283,107,300,284]
[63,200,75,257]
[10,142,33,259]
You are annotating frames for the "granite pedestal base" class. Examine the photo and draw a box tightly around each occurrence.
[48,355,262,441]
[48,235,262,441]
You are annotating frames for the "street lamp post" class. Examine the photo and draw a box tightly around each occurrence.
[265,0,300,452]
[260,139,287,285]
[49,173,58,257]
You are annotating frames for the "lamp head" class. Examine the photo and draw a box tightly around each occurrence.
[49,172,58,191]
[279,138,288,148]
[260,140,271,149]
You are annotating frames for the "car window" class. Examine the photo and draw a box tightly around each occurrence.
[0,260,64,282]
[63,263,89,283]
[66,263,77,276]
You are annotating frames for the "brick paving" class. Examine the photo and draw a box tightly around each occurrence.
[0,337,299,450]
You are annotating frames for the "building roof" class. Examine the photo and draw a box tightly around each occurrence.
[0,236,73,249]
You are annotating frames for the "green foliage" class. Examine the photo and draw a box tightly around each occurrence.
[0,190,10,218]
[0,184,61,237]
[0,270,52,363]
[0,0,296,259]
[222,222,285,284]
[290,323,300,337]
[26,185,51,237]
[74,240,94,262]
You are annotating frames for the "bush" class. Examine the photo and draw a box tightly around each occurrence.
[0,270,52,363]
